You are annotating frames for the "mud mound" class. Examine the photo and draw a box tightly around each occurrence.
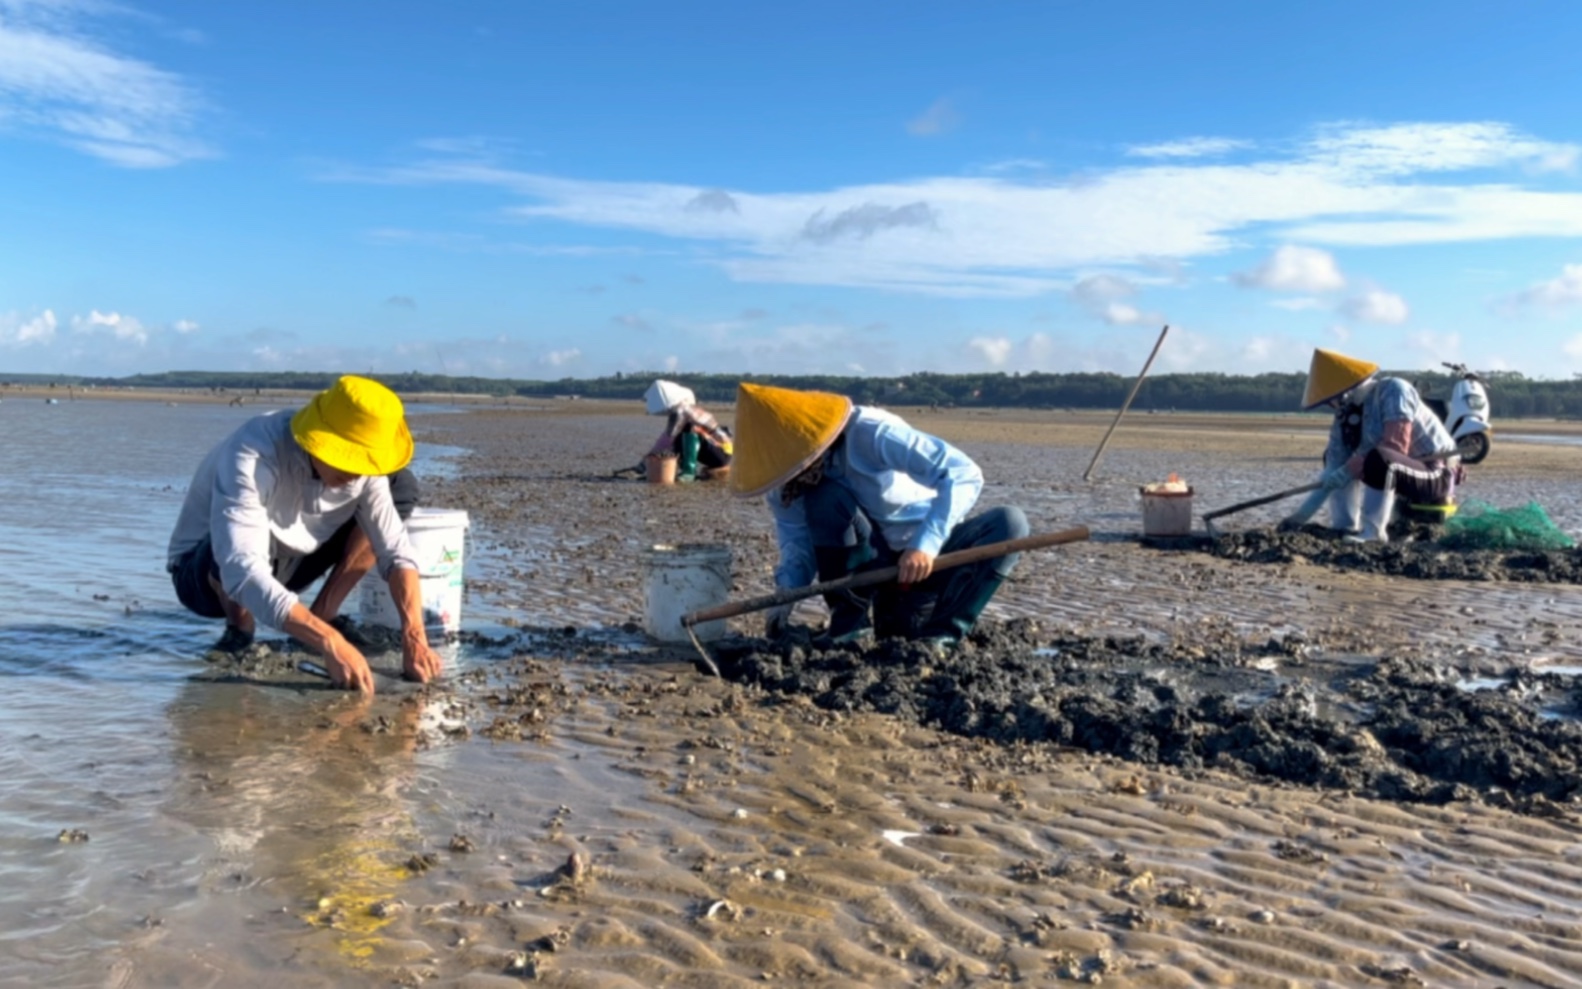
[708,619,1582,813]
[1208,525,1582,583]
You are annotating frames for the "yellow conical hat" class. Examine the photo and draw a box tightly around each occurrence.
[729,383,853,497]
[1302,348,1379,409]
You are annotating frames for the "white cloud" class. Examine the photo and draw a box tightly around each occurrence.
[1102,302,1163,327]
[1126,137,1252,159]
[0,307,56,345]
[966,335,1013,367]
[541,348,580,367]
[1304,121,1577,176]
[1340,289,1409,325]
[1403,330,1461,363]
[1271,297,1325,312]
[1234,246,1347,293]
[337,120,1582,299]
[907,97,959,137]
[1067,274,1161,325]
[72,309,147,344]
[1069,274,1136,305]
[0,0,214,166]
[1503,263,1582,311]
[172,318,199,333]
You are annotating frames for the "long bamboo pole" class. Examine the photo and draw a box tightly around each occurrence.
[1083,324,1170,482]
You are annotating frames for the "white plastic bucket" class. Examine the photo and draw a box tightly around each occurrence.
[644,543,732,643]
[360,508,470,633]
[1139,488,1194,537]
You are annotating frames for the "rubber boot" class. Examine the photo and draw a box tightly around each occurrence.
[678,432,701,481]
[1326,481,1361,536]
[815,545,877,643]
[1358,484,1394,543]
[921,572,1005,645]
[872,585,938,640]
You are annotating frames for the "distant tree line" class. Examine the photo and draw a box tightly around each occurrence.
[53,367,1582,418]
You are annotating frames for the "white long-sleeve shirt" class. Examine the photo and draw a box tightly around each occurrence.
[167,411,418,630]
[767,406,982,590]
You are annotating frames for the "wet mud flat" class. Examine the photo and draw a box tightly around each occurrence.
[214,404,1582,989]
[707,618,1582,813]
[1205,525,1582,584]
[174,624,1582,988]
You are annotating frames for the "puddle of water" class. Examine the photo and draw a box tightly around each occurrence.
[1456,676,1507,692]
[0,399,554,987]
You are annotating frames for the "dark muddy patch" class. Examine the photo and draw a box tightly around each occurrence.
[705,618,1582,814]
[1202,525,1582,583]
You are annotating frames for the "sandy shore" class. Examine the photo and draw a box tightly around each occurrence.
[116,400,1582,987]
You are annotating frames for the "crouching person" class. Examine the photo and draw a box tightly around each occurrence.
[1283,348,1461,542]
[643,379,734,480]
[730,382,1028,646]
[167,375,442,692]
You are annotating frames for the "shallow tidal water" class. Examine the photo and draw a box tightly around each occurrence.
[10,399,1582,988]
[0,398,542,987]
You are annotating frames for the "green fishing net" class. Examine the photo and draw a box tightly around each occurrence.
[1439,500,1576,551]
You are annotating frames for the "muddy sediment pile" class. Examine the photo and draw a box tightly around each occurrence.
[1207,525,1582,582]
[709,618,1582,813]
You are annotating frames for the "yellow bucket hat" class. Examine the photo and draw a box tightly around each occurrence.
[729,383,853,498]
[291,375,414,475]
[1302,348,1379,409]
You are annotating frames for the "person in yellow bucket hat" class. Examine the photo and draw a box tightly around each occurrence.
[1282,348,1463,542]
[167,375,443,691]
[732,382,1029,646]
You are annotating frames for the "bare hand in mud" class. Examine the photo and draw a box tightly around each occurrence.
[324,636,375,693]
[402,636,443,683]
[897,549,935,586]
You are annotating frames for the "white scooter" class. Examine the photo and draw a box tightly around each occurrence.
[1425,362,1491,465]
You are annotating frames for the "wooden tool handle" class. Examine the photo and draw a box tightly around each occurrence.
[1201,482,1321,523]
[681,525,1091,628]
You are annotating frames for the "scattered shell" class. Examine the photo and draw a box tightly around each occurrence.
[1250,908,1276,924]
[406,852,439,873]
[731,808,749,820]
[704,898,740,921]
[56,828,90,843]
[504,951,538,978]
[565,852,589,884]
[448,833,476,853]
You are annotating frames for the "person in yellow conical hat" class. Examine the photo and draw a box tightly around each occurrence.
[636,379,733,481]
[731,382,1029,646]
[1282,348,1463,542]
[167,375,442,693]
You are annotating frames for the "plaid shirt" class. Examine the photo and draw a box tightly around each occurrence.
[1324,377,1456,468]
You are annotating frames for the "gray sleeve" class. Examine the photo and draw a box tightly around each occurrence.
[357,476,420,578]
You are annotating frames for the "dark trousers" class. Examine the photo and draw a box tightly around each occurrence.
[801,479,1028,638]
[171,469,420,620]
[1361,447,1454,504]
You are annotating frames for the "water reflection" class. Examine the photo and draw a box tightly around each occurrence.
[161,679,431,977]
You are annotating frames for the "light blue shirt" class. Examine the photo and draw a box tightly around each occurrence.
[1323,377,1456,468]
[167,411,419,631]
[768,407,982,590]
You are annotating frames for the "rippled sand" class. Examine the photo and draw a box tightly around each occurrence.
[111,404,1582,988]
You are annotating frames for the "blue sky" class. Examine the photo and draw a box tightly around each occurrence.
[4,1,1582,381]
